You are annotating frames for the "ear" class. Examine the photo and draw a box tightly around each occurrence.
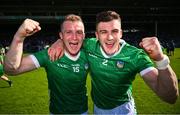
[83,33,85,39]
[95,31,99,40]
[119,29,123,39]
[59,32,62,39]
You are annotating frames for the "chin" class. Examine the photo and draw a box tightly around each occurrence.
[70,50,79,55]
[105,51,112,55]
[106,50,116,55]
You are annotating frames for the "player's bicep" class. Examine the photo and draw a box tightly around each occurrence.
[8,55,38,75]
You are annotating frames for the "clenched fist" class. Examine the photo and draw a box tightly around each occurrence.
[139,37,164,61]
[14,18,41,42]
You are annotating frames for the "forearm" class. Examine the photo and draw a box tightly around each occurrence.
[4,35,24,71]
[156,66,179,104]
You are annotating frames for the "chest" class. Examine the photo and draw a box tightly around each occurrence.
[46,59,88,81]
[87,53,137,82]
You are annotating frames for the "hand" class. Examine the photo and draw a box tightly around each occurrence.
[139,37,164,61]
[48,39,64,61]
[14,18,41,41]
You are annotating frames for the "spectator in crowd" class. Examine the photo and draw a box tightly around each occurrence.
[169,40,175,56]
[165,41,170,56]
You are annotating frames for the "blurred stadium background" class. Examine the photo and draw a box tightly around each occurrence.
[0,0,180,51]
[0,0,180,114]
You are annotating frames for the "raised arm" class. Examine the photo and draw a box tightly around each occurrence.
[4,19,41,75]
[139,37,179,104]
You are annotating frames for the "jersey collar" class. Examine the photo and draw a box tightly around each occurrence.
[64,50,80,61]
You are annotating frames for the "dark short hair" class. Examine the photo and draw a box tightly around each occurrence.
[61,14,84,31]
[96,11,121,28]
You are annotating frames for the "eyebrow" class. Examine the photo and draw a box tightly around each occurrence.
[99,30,107,32]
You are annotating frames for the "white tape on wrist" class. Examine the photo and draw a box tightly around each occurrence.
[155,55,170,70]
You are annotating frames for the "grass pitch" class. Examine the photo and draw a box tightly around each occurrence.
[0,48,180,114]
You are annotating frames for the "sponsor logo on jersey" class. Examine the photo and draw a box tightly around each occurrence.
[71,64,80,67]
[116,61,124,68]
[57,63,68,68]
[89,53,97,58]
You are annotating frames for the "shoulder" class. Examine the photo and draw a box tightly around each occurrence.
[121,43,152,65]
[32,49,50,63]
[123,43,145,55]
[84,37,98,45]
[33,49,48,57]
[83,37,99,51]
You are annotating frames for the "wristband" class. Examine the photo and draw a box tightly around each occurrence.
[155,55,170,70]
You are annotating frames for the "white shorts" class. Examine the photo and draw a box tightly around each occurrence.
[81,111,88,115]
[94,99,137,115]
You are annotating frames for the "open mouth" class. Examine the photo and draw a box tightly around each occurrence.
[105,42,114,49]
[69,42,78,49]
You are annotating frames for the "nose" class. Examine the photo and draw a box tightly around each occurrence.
[107,33,113,41]
[72,33,78,40]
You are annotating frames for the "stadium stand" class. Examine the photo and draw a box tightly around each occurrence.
[0,0,180,52]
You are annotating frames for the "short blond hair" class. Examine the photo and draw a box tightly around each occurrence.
[61,14,84,31]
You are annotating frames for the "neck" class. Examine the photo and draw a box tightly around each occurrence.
[64,50,80,61]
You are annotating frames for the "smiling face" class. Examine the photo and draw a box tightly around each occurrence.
[60,20,85,56]
[96,19,122,55]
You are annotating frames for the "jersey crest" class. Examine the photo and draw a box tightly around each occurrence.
[116,60,124,68]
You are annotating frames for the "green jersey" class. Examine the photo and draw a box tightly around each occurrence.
[0,64,3,76]
[32,49,89,114]
[83,38,154,109]
[0,55,4,64]
[0,55,4,76]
